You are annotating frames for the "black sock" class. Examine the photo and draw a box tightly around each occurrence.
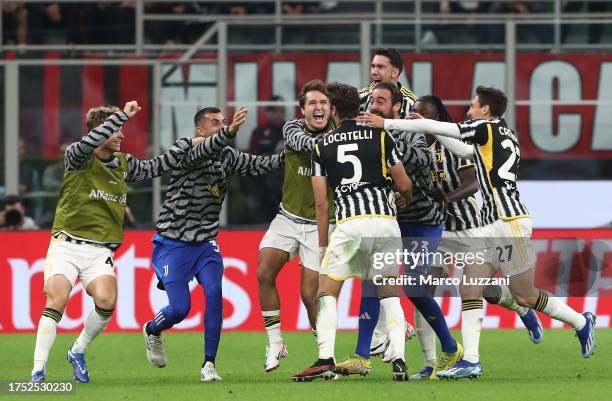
[146,321,159,337]
[316,358,334,366]
[203,355,216,367]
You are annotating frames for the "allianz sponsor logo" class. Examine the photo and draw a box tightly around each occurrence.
[89,189,127,206]
[297,166,311,176]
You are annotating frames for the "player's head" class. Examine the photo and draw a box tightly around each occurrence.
[326,82,360,125]
[468,86,507,120]
[298,79,330,131]
[370,48,403,85]
[413,95,453,122]
[194,107,226,138]
[369,82,402,119]
[86,105,123,152]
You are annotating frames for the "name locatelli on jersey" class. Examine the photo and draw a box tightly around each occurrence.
[322,129,373,146]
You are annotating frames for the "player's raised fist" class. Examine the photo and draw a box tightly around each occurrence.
[123,101,142,117]
[229,106,248,135]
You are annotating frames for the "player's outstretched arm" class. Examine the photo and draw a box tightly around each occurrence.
[357,112,462,138]
[65,101,137,171]
[181,128,234,169]
[436,135,474,159]
[283,119,316,152]
[225,148,284,176]
[125,137,196,182]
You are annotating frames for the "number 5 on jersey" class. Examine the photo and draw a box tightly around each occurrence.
[337,144,362,184]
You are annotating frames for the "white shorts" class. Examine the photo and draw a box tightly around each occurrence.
[434,226,487,275]
[43,239,116,289]
[259,213,332,272]
[477,217,536,277]
[322,217,402,281]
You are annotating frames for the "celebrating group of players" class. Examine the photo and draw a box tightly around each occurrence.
[29,48,596,385]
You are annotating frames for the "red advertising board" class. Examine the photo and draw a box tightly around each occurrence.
[227,52,612,159]
[1,230,610,333]
[20,52,612,162]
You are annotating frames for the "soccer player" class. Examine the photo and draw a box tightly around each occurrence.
[142,106,284,382]
[31,101,227,383]
[359,86,597,379]
[356,48,421,368]
[406,95,543,380]
[359,48,417,118]
[337,82,461,378]
[291,82,413,382]
[257,80,335,372]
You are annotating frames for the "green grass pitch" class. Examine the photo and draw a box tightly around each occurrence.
[2,329,609,401]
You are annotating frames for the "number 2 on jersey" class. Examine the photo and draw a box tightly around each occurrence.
[337,144,363,184]
[499,139,520,181]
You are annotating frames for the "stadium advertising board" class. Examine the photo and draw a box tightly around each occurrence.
[27,53,612,160]
[1,230,610,333]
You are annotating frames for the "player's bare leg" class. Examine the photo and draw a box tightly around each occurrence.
[292,276,342,381]
[509,268,596,357]
[31,275,72,383]
[66,275,117,383]
[257,247,290,372]
[300,265,319,329]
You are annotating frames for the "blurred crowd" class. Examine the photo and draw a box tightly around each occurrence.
[2,1,610,46]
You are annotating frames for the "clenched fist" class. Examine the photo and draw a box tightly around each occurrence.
[123,101,142,118]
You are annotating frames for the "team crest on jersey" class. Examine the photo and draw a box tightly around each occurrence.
[435,149,443,163]
[207,184,221,198]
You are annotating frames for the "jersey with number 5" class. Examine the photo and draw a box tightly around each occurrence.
[312,120,403,223]
[456,118,529,225]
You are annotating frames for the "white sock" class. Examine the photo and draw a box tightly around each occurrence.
[536,291,586,330]
[415,309,437,367]
[497,285,528,317]
[371,305,387,344]
[72,306,113,354]
[32,309,62,374]
[316,295,337,360]
[461,300,484,364]
[262,310,283,345]
[380,297,406,361]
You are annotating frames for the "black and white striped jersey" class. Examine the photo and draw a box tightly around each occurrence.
[312,120,402,223]
[391,130,445,226]
[156,140,284,242]
[430,140,481,232]
[359,82,418,118]
[65,110,225,182]
[456,118,529,225]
